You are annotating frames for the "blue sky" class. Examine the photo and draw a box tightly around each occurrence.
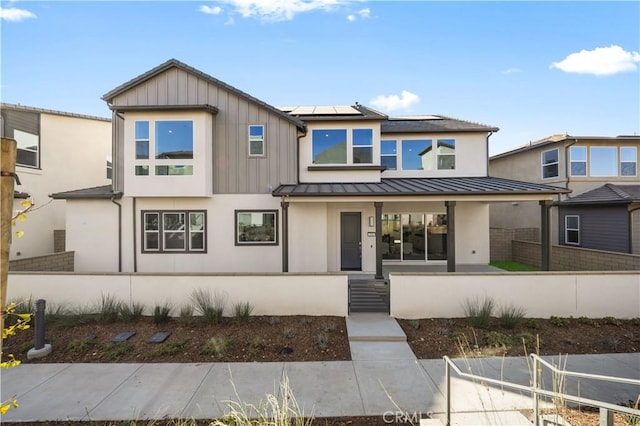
[1,1,639,155]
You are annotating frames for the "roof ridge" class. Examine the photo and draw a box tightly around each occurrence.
[605,183,632,200]
[435,114,499,131]
[0,102,111,122]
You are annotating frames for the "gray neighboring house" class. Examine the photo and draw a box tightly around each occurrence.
[557,184,640,254]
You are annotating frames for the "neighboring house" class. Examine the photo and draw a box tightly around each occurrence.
[1,103,112,261]
[557,184,640,254]
[489,135,639,248]
[51,59,567,275]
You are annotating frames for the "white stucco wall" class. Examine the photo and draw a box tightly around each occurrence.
[289,202,328,272]
[11,113,111,260]
[455,202,490,264]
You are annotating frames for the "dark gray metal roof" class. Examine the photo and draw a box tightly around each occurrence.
[273,176,569,197]
[50,185,122,200]
[381,116,498,134]
[101,59,305,131]
[281,104,388,122]
[1,102,110,122]
[557,184,640,206]
[109,104,219,115]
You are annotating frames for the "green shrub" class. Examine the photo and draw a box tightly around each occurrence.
[317,334,328,350]
[299,317,313,326]
[462,296,495,329]
[150,340,186,357]
[321,321,336,332]
[550,316,569,327]
[631,317,640,326]
[516,332,541,350]
[525,318,540,329]
[499,304,526,329]
[578,316,600,327]
[602,316,622,327]
[98,294,122,324]
[233,301,254,323]
[409,319,420,330]
[283,327,296,339]
[120,301,144,322]
[247,337,266,357]
[66,337,96,353]
[191,289,227,325]
[484,331,513,348]
[153,302,172,324]
[101,342,133,360]
[268,316,281,326]
[201,337,232,357]
[178,304,195,326]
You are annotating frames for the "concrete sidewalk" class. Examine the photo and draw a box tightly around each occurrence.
[1,315,639,424]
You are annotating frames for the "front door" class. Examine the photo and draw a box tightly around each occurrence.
[341,212,361,271]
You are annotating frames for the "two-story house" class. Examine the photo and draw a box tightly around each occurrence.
[490,135,639,254]
[52,59,568,276]
[1,103,111,262]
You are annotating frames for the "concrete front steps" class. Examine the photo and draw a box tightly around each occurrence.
[346,313,415,361]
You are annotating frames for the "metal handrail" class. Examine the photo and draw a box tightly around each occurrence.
[443,354,640,426]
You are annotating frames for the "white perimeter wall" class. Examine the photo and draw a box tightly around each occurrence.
[8,273,348,317]
[391,272,640,319]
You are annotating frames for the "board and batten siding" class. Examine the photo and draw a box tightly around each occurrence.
[109,67,298,194]
[559,205,630,253]
[1,109,40,138]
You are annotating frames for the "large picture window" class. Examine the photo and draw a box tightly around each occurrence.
[142,210,206,253]
[235,210,278,245]
[311,128,373,165]
[541,149,559,179]
[14,129,40,168]
[565,215,580,245]
[590,146,617,177]
[134,120,194,176]
[402,139,432,170]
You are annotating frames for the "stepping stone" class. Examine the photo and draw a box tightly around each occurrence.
[111,331,136,343]
[148,331,171,344]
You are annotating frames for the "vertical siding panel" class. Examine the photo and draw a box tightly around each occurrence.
[166,69,178,105]
[228,94,240,193]
[187,74,199,104]
[207,83,219,106]
[197,79,208,104]
[156,73,168,105]
[147,78,158,104]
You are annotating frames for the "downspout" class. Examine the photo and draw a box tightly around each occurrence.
[110,195,122,272]
[485,131,493,176]
[563,139,578,202]
[281,197,289,272]
[132,196,137,272]
[295,127,307,184]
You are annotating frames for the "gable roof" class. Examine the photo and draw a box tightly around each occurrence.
[491,135,640,160]
[101,58,305,131]
[1,102,110,122]
[273,176,568,197]
[50,185,122,200]
[557,184,640,206]
[381,115,498,134]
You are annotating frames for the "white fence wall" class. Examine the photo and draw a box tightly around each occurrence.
[8,273,348,317]
[390,272,640,319]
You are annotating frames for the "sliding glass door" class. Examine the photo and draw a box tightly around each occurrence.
[381,213,446,261]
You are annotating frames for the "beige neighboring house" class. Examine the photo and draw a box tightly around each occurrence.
[1,103,112,261]
[489,134,639,250]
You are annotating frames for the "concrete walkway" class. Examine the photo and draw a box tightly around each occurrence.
[2,315,639,424]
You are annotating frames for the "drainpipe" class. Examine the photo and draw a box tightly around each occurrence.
[110,194,122,272]
[563,139,577,201]
[281,197,289,272]
[485,131,493,176]
[296,127,307,184]
[132,196,137,272]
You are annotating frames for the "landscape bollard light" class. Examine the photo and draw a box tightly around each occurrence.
[27,298,52,360]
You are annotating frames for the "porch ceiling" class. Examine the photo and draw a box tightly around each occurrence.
[273,176,569,200]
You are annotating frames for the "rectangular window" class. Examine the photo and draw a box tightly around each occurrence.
[402,139,432,170]
[155,165,194,176]
[249,125,265,156]
[590,146,617,176]
[381,140,397,170]
[155,121,193,159]
[135,165,149,176]
[565,215,580,245]
[142,210,206,253]
[569,146,587,176]
[352,129,373,164]
[541,148,559,178]
[620,146,637,176]
[135,121,149,159]
[106,155,113,179]
[312,129,347,164]
[437,139,455,170]
[14,129,39,168]
[235,210,278,245]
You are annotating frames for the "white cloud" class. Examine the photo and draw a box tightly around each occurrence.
[216,0,344,22]
[357,8,370,18]
[0,7,36,21]
[501,67,521,75]
[225,16,235,25]
[347,14,355,21]
[370,90,420,112]
[200,5,223,15]
[550,45,640,76]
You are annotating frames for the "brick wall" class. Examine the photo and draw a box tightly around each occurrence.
[9,251,74,272]
[513,240,640,271]
[490,228,539,261]
[54,229,66,253]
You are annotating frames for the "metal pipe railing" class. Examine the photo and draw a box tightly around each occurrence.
[443,354,640,426]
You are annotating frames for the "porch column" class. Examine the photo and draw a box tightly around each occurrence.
[281,200,289,273]
[446,201,456,272]
[374,202,384,280]
[540,200,551,271]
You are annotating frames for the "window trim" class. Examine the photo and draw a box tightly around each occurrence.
[381,139,397,170]
[14,128,41,169]
[235,209,279,246]
[311,128,374,166]
[436,138,455,170]
[589,146,618,177]
[352,128,373,164]
[141,210,206,253]
[569,146,587,177]
[564,215,580,246]
[541,148,559,179]
[620,146,637,177]
[248,124,265,157]
[134,119,195,177]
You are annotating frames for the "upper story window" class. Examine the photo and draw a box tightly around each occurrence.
[311,128,373,165]
[620,146,637,176]
[437,139,455,170]
[590,146,617,177]
[402,139,433,170]
[249,125,265,157]
[541,148,559,179]
[569,146,587,176]
[15,129,40,168]
[134,120,194,176]
[381,140,397,170]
